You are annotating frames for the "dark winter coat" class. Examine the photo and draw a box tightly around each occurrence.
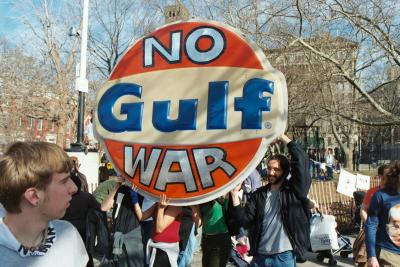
[230,141,311,261]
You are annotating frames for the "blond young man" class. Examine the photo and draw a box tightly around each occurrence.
[0,142,88,267]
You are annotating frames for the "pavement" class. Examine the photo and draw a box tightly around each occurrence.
[190,251,355,267]
[191,235,356,267]
[297,251,355,267]
[95,249,355,267]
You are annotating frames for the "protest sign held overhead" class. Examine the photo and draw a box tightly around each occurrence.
[356,173,370,191]
[94,20,288,205]
[337,170,357,198]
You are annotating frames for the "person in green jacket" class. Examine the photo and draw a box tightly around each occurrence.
[200,195,232,267]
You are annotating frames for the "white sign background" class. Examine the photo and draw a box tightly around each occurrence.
[337,169,357,197]
[356,173,370,191]
[67,152,99,192]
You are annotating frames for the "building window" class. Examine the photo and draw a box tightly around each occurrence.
[37,119,43,131]
[28,117,34,129]
[17,117,22,127]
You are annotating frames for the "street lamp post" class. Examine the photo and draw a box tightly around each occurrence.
[69,0,89,152]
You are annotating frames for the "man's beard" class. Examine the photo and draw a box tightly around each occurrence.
[268,175,284,185]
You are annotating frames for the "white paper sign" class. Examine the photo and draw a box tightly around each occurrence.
[337,169,357,197]
[356,174,370,191]
[67,151,99,191]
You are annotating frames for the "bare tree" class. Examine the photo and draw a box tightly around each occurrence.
[266,34,360,167]
[13,0,82,147]
[0,43,55,144]
[89,0,164,77]
[186,0,399,167]
[289,0,400,125]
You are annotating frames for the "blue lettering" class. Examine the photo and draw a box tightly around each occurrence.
[98,79,274,133]
[207,81,228,129]
[152,99,198,132]
[98,83,143,132]
[234,78,274,129]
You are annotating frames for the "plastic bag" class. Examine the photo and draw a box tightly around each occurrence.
[310,212,339,251]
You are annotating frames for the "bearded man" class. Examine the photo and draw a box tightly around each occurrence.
[230,135,311,267]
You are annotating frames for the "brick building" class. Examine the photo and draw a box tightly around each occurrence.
[266,34,358,155]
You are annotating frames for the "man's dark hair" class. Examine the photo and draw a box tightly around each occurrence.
[268,154,290,179]
[70,171,82,192]
[384,161,400,194]
[98,166,109,183]
[377,164,388,176]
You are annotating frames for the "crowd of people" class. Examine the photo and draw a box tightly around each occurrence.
[0,136,399,267]
[307,148,342,180]
[354,162,400,267]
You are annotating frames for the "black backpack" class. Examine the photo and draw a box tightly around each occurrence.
[111,185,140,234]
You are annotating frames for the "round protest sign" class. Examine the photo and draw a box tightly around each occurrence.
[94,20,287,205]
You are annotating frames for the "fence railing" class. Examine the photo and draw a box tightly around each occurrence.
[361,143,400,163]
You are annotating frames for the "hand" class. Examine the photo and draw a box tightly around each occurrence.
[131,183,139,192]
[278,134,291,144]
[230,182,242,207]
[158,194,169,209]
[230,182,242,196]
[113,176,125,185]
[308,199,319,209]
[368,257,379,267]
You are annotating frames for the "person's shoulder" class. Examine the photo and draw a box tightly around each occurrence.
[366,186,380,195]
[52,220,82,236]
[73,191,91,201]
[379,188,400,197]
[48,220,88,265]
[0,245,22,266]
[51,220,82,241]
[80,191,95,199]
[287,141,305,153]
[52,219,75,230]
[374,188,391,199]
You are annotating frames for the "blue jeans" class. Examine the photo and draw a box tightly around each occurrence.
[250,250,296,267]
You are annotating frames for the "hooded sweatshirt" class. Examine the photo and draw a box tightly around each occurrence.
[0,218,88,267]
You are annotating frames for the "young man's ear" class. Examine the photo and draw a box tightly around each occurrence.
[24,188,42,207]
